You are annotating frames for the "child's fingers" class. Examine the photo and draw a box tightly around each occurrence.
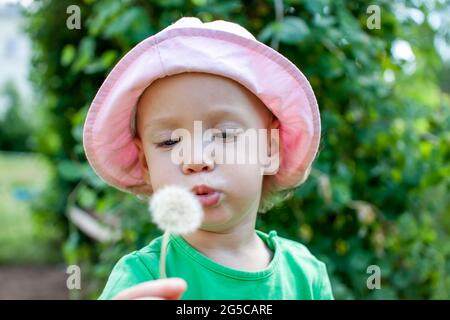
[113,278,187,300]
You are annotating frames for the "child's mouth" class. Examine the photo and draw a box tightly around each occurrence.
[191,185,221,207]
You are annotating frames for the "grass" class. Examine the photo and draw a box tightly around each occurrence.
[0,151,61,264]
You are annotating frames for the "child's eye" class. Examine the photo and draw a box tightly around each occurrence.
[213,130,239,143]
[156,137,181,148]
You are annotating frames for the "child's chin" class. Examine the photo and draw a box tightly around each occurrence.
[200,212,234,230]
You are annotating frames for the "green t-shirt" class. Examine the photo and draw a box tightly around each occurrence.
[99,230,334,300]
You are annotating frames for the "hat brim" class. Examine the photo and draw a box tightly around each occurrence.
[83,27,320,195]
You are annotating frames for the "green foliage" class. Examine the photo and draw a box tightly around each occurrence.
[25,0,449,299]
[0,82,33,151]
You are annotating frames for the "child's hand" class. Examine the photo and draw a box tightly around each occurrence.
[112,278,187,300]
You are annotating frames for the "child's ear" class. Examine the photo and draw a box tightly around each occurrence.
[133,137,151,185]
[262,117,280,175]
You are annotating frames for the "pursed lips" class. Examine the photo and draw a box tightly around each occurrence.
[191,184,221,207]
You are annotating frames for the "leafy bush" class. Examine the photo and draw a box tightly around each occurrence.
[0,82,33,151]
[25,0,449,299]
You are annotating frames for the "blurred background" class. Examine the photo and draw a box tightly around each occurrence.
[0,0,448,300]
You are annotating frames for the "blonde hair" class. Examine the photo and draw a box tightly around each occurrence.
[257,166,311,213]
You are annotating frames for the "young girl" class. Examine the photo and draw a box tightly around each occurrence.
[83,17,333,300]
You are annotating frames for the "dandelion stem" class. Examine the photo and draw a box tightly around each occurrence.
[159,231,170,279]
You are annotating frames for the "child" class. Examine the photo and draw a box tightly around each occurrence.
[83,17,333,300]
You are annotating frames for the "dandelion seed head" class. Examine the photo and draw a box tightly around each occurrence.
[149,185,204,234]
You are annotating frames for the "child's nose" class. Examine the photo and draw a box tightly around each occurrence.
[182,158,214,174]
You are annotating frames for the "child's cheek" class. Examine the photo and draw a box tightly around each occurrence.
[147,156,176,188]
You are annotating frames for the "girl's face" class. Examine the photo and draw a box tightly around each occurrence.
[135,72,277,232]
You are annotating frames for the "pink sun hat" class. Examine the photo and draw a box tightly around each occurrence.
[83,17,321,196]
